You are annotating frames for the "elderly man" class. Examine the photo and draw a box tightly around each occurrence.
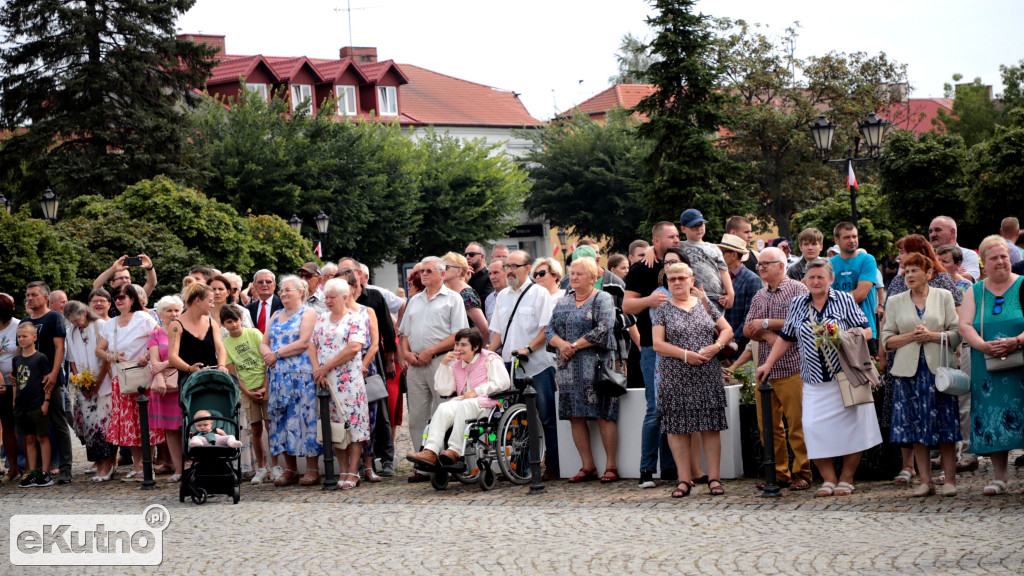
[743,247,811,490]
[320,262,339,282]
[398,256,469,482]
[465,242,494,302]
[488,250,559,479]
[356,262,406,319]
[929,216,980,282]
[484,258,507,323]
[246,270,283,334]
[1000,217,1023,265]
[297,262,326,315]
[491,244,510,261]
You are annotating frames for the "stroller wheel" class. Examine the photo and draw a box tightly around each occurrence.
[191,488,208,505]
[232,484,240,504]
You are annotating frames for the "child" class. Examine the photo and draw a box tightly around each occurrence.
[189,410,242,448]
[9,323,54,487]
[678,208,735,312]
[788,227,824,282]
[220,305,274,484]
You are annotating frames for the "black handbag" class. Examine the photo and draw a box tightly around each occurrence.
[594,355,627,397]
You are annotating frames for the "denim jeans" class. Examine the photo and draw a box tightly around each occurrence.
[530,367,559,470]
[640,346,675,473]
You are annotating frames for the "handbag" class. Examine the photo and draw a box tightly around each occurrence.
[594,353,627,397]
[935,332,971,396]
[364,351,389,403]
[114,321,149,395]
[815,306,872,408]
[980,282,1024,372]
[316,370,352,449]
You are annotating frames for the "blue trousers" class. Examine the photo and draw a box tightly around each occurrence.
[640,346,675,473]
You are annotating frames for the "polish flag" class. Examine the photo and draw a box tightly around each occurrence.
[553,245,560,257]
[314,241,322,258]
[569,243,576,254]
[847,163,859,189]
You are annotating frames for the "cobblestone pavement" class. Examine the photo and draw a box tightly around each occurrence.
[3,423,1024,575]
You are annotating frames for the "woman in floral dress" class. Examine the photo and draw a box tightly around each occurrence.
[310,278,369,489]
[64,301,117,482]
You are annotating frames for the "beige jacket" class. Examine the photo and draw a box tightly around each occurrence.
[881,288,961,378]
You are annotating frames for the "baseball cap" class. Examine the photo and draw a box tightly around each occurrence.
[680,208,708,228]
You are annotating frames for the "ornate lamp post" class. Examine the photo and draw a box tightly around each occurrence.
[288,214,303,234]
[809,112,888,223]
[557,228,568,266]
[0,193,11,214]
[39,188,60,222]
[314,210,330,248]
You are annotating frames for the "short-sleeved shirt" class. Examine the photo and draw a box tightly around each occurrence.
[0,318,21,383]
[745,278,808,380]
[958,244,981,281]
[830,253,878,338]
[491,281,555,377]
[680,241,727,307]
[780,290,869,385]
[224,327,267,391]
[727,265,763,353]
[624,259,665,347]
[21,311,65,385]
[12,352,50,411]
[398,285,469,353]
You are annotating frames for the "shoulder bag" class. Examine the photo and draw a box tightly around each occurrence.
[592,293,627,397]
[811,304,872,408]
[316,370,352,449]
[494,282,534,355]
[980,281,1024,372]
[114,320,150,395]
[935,331,970,396]
[363,350,389,403]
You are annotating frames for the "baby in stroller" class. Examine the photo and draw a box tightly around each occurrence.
[189,409,243,448]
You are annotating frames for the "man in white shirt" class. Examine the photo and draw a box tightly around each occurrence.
[398,256,469,482]
[488,250,559,479]
[929,216,980,282]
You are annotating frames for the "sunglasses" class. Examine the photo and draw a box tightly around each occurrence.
[534,270,548,278]
[115,294,130,301]
[298,272,315,279]
[667,276,693,283]
[464,252,483,258]
[994,295,1004,315]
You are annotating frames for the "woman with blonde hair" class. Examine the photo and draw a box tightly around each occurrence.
[442,251,489,342]
[532,257,565,299]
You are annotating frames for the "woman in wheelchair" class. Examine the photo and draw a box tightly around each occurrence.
[406,328,510,466]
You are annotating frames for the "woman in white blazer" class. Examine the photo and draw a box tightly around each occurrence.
[881,253,961,497]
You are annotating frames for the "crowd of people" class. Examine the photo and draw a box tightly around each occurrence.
[1,214,1023,500]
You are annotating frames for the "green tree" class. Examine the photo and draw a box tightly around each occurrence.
[520,110,651,254]
[0,209,86,308]
[935,75,1002,147]
[609,33,659,85]
[964,124,1024,234]
[635,0,749,240]
[790,184,898,258]
[0,0,216,200]
[877,130,969,236]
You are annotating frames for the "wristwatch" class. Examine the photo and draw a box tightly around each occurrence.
[761,319,770,330]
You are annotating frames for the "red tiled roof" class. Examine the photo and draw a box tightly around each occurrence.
[265,56,325,83]
[396,64,542,127]
[208,55,280,85]
[880,98,954,135]
[563,84,657,118]
[358,60,409,84]
[310,57,368,83]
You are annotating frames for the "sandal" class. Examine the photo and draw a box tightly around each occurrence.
[983,479,1008,496]
[152,464,174,475]
[361,467,381,483]
[568,468,598,483]
[167,473,182,483]
[274,468,299,487]
[298,472,321,486]
[338,473,359,490]
[789,477,811,491]
[893,469,913,484]
[121,470,144,482]
[599,468,619,484]
[815,481,836,497]
[834,481,855,496]
[708,478,725,496]
[935,470,945,485]
[671,481,692,498]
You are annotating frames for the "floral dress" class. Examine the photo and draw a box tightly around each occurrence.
[67,320,117,461]
[652,301,728,435]
[104,313,165,447]
[267,305,321,457]
[546,290,618,421]
[312,309,370,443]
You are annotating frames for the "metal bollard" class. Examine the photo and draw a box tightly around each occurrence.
[136,386,156,490]
[758,378,781,497]
[521,377,545,495]
[317,387,339,490]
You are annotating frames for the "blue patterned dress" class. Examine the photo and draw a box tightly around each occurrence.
[311,309,370,443]
[546,290,618,421]
[267,305,321,457]
[969,277,1024,454]
[889,306,961,445]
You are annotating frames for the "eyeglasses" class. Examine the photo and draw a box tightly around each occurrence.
[667,276,693,283]
[464,252,483,258]
[994,296,1005,315]
[254,279,274,285]
[298,272,316,279]
[757,261,785,270]
[534,270,548,278]
[338,268,354,274]
[420,269,436,275]
[504,263,527,270]
[281,287,301,293]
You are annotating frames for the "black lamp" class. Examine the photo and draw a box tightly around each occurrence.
[859,112,888,155]
[314,210,330,238]
[288,214,303,233]
[809,115,836,160]
[39,188,60,222]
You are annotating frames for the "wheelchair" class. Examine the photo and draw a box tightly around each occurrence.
[412,353,544,491]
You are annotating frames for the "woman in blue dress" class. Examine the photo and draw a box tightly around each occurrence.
[260,275,320,487]
[957,236,1024,496]
[546,257,619,483]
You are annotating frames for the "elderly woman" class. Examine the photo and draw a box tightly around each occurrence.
[957,235,1024,495]
[882,254,962,497]
[652,263,733,497]
[63,301,116,482]
[88,288,111,321]
[147,295,185,482]
[936,245,974,295]
[546,257,619,483]
[309,278,369,489]
[757,258,882,497]
[260,275,319,487]
[442,252,490,342]
[532,257,565,300]
[95,285,162,480]
[223,272,249,306]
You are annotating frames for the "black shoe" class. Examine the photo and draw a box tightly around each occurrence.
[57,470,72,485]
[1014,454,1024,467]
[19,471,38,488]
[637,470,656,489]
[660,467,678,481]
[34,472,54,487]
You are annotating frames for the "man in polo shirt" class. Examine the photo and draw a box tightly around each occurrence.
[488,250,558,479]
[398,256,469,482]
[830,223,879,352]
[717,234,760,357]
[743,247,811,490]
[484,258,507,323]
[624,221,681,487]
[929,216,980,282]
[464,242,494,302]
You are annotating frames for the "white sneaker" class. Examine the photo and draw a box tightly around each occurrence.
[269,465,284,482]
[251,468,269,485]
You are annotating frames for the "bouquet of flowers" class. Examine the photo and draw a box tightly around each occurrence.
[71,369,98,394]
[808,318,845,356]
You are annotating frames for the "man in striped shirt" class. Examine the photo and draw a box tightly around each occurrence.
[743,247,812,490]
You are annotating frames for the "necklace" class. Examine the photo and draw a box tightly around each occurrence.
[281,306,300,319]
[575,290,593,302]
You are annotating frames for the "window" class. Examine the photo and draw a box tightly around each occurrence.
[377,86,397,116]
[335,85,357,116]
[290,84,312,112]
[245,83,268,101]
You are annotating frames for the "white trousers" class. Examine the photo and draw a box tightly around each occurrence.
[423,398,490,456]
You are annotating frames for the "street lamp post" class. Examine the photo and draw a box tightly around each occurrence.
[809,112,888,223]
[0,193,11,214]
[39,188,60,222]
[288,214,303,234]
[556,228,568,267]
[314,210,330,255]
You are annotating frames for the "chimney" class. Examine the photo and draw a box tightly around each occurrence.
[339,47,377,64]
[178,34,227,59]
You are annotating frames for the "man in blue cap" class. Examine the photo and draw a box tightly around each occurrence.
[678,208,734,312]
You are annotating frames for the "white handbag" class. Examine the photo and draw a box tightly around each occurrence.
[114,322,149,395]
[935,332,970,396]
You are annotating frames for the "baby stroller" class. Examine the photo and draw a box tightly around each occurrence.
[178,369,242,505]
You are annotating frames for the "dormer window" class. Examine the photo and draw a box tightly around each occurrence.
[245,83,268,101]
[377,86,397,116]
[290,84,313,112]
[335,85,357,116]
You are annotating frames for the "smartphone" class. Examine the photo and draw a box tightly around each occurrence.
[123,256,143,267]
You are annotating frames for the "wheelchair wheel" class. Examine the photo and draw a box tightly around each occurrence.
[479,467,496,491]
[430,471,449,491]
[496,403,542,485]
[455,451,481,484]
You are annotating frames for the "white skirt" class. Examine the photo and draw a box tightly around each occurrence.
[802,379,883,459]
